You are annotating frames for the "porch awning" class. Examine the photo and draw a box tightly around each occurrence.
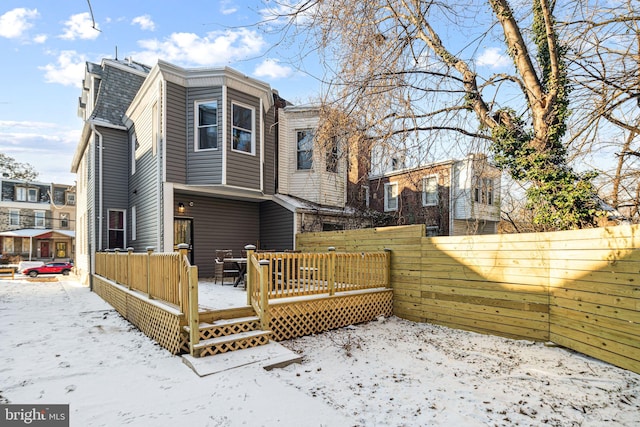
[0,229,75,239]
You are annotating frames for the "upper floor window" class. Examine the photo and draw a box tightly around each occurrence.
[9,210,19,226]
[34,211,45,228]
[297,130,314,170]
[131,133,138,175]
[60,213,69,229]
[196,101,218,150]
[325,137,338,173]
[422,175,438,206]
[360,185,370,208]
[232,103,255,154]
[66,192,75,206]
[16,187,38,202]
[474,177,494,205]
[384,182,398,212]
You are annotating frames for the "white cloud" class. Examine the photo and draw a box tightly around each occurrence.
[131,15,155,31]
[60,12,100,40]
[220,0,237,15]
[39,51,86,87]
[134,29,266,67]
[0,8,39,39]
[476,47,511,68]
[254,59,293,79]
[0,121,79,183]
[33,34,47,44]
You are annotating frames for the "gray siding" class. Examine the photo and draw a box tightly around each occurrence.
[174,193,260,277]
[165,81,187,183]
[226,88,261,189]
[259,201,294,250]
[186,87,223,185]
[129,129,159,250]
[99,126,129,249]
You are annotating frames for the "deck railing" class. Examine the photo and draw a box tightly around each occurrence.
[246,247,390,329]
[94,246,200,354]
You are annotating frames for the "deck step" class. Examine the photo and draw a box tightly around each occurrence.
[193,330,272,356]
[183,316,260,333]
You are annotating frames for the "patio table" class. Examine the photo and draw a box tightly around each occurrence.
[225,258,247,287]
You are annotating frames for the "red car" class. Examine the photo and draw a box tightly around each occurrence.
[23,262,73,277]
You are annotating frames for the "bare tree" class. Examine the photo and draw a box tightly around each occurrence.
[265,0,640,229]
[0,153,38,181]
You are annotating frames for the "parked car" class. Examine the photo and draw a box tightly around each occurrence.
[22,262,73,277]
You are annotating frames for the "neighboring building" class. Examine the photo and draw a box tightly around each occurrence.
[72,58,349,282]
[367,154,502,236]
[0,178,75,261]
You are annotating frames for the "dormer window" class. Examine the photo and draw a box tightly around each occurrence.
[15,186,38,202]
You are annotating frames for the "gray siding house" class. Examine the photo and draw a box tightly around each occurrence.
[72,59,347,282]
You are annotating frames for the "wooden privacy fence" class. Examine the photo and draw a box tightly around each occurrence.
[296,224,640,374]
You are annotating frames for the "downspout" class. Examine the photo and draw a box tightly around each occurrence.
[449,164,454,236]
[91,123,104,250]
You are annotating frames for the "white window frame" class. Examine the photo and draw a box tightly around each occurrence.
[27,188,38,202]
[361,185,370,208]
[34,210,45,228]
[107,209,126,249]
[195,100,218,151]
[15,187,26,201]
[422,175,439,207]
[60,213,69,229]
[296,129,314,170]
[231,101,255,155]
[384,182,398,212]
[131,133,137,175]
[131,206,137,241]
[474,177,494,205]
[66,192,75,205]
[9,209,19,226]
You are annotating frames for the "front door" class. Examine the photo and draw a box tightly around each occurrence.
[40,241,50,258]
[56,242,67,258]
[174,218,194,264]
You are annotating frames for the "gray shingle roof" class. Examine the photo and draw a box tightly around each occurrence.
[89,60,150,127]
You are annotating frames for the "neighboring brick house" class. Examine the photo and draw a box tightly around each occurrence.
[0,179,76,261]
[367,154,502,236]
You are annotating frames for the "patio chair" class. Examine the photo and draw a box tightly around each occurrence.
[213,258,240,285]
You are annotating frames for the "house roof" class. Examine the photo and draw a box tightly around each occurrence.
[273,194,356,216]
[0,229,75,239]
[89,59,150,127]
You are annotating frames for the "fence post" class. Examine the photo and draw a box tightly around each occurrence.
[384,248,392,288]
[259,259,270,330]
[114,248,121,284]
[126,247,134,290]
[245,244,256,306]
[327,246,336,296]
[146,247,154,298]
[188,264,200,356]
[177,243,190,314]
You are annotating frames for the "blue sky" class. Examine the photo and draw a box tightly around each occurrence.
[0,1,324,185]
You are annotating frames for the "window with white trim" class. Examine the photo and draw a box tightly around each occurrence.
[66,192,75,205]
[28,188,38,202]
[326,137,338,173]
[9,209,19,226]
[474,177,494,205]
[108,210,125,249]
[131,206,137,241]
[131,133,138,175]
[196,101,218,150]
[34,211,45,228]
[384,182,398,212]
[361,185,370,208]
[60,213,69,229]
[422,175,438,206]
[296,129,314,170]
[15,187,26,201]
[232,102,255,154]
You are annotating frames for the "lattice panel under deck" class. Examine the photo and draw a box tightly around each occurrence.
[93,276,185,355]
[198,320,261,341]
[199,334,270,357]
[269,290,393,341]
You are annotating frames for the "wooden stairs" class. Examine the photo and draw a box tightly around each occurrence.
[184,306,271,358]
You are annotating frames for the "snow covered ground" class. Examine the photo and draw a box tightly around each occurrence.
[1,277,639,426]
